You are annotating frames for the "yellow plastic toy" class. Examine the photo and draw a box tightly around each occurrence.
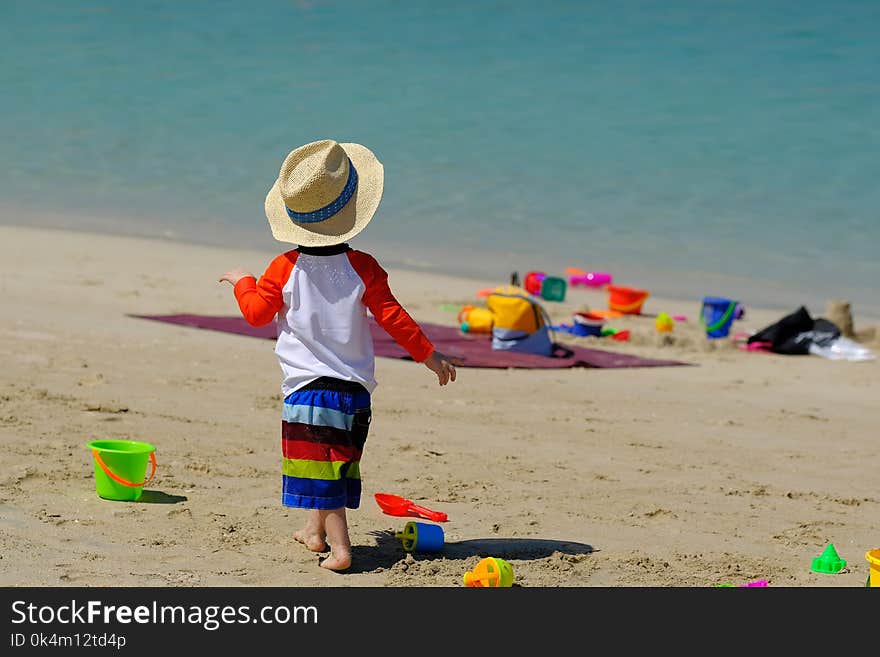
[655,311,674,333]
[457,305,494,333]
[463,557,514,587]
[866,549,880,587]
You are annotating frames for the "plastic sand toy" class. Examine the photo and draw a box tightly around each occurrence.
[655,312,674,333]
[566,267,612,288]
[524,271,546,296]
[540,276,567,302]
[395,521,444,553]
[374,493,448,522]
[811,544,846,574]
[865,549,880,587]
[607,285,649,315]
[701,297,738,339]
[87,439,157,502]
[587,309,623,320]
[463,557,514,587]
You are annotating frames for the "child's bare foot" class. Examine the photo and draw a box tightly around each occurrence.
[317,507,351,570]
[293,528,327,553]
[319,550,352,571]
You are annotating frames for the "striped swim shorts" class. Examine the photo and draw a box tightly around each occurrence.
[281,377,371,510]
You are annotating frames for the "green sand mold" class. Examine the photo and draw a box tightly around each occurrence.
[810,543,847,574]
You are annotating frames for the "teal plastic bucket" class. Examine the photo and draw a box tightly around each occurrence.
[701,297,738,339]
[540,276,567,302]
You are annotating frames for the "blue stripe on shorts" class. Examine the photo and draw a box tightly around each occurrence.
[281,475,361,510]
[284,388,370,415]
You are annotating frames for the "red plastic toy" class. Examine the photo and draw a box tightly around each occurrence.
[524,271,546,296]
[374,493,448,522]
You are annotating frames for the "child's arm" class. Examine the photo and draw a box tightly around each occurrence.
[219,253,296,327]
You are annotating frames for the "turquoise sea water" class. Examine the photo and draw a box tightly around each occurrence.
[2,1,878,314]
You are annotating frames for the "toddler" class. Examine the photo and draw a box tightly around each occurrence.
[219,139,461,570]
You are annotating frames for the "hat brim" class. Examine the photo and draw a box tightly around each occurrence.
[265,142,384,247]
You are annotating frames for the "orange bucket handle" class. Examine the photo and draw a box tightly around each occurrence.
[610,297,646,313]
[92,449,157,488]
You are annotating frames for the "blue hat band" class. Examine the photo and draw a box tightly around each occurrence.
[285,160,358,224]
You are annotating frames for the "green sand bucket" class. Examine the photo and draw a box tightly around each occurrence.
[87,439,157,501]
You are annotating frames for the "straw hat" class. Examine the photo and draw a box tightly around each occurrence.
[264,139,384,246]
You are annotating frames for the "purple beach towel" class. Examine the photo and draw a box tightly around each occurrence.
[130,314,691,370]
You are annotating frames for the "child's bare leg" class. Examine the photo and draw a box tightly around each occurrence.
[318,507,352,571]
[293,509,327,552]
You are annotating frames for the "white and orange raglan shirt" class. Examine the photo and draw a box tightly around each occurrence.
[232,244,435,396]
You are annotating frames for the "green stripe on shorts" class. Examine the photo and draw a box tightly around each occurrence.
[282,458,360,481]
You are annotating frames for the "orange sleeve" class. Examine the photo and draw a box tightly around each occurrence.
[232,251,298,327]
[347,250,435,362]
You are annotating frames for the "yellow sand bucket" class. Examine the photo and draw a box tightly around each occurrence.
[87,439,157,501]
[866,549,880,587]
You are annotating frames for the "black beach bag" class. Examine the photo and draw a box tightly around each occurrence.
[747,306,840,355]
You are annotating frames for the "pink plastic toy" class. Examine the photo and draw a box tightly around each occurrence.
[732,331,772,353]
[566,267,612,288]
[739,579,768,587]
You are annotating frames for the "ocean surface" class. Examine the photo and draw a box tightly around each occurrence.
[2,0,878,315]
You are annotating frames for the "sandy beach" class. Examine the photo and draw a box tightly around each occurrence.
[1,224,877,588]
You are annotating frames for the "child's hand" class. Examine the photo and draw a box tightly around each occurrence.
[218,267,254,286]
[423,350,464,386]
